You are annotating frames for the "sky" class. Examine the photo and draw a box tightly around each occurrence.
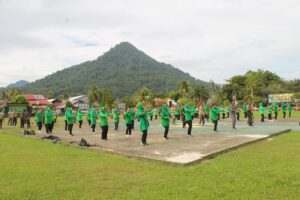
[0,0,300,87]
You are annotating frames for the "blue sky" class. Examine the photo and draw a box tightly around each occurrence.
[0,0,299,87]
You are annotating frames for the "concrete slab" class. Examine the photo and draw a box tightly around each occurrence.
[19,117,299,165]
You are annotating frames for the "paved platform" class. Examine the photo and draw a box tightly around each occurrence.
[23,117,299,165]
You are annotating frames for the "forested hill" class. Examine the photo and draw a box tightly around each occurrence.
[22,42,208,97]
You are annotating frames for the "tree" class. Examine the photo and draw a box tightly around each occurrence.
[178,81,191,98]
[11,95,28,104]
[169,91,182,102]
[192,85,209,103]
[135,87,153,104]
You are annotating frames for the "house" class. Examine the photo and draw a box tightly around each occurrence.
[23,94,51,110]
[68,95,89,111]
[48,99,63,107]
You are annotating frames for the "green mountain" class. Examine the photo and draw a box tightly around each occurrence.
[22,42,208,98]
[7,80,30,88]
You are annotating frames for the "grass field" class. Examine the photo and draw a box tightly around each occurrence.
[1,128,300,200]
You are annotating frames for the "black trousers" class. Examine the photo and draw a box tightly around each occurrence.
[150,115,153,121]
[101,126,108,140]
[186,120,192,135]
[20,118,25,128]
[78,120,83,128]
[126,124,132,135]
[132,120,135,129]
[274,112,278,120]
[227,113,229,118]
[164,126,169,138]
[237,112,240,121]
[142,130,148,144]
[247,111,253,126]
[222,113,225,119]
[87,120,91,126]
[114,122,119,130]
[155,115,158,120]
[45,124,52,134]
[91,124,96,132]
[213,120,218,131]
[176,115,180,120]
[283,112,286,118]
[268,113,272,120]
[37,122,42,131]
[64,120,68,131]
[68,124,73,135]
[244,112,247,118]
[13,117,17,126]
[27,119,30,128]
[289,112,291,118]
[261,114,264,122]
[205,114,209,122]
[0,119,3,129]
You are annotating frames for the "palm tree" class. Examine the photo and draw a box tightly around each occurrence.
[178,80,191,98]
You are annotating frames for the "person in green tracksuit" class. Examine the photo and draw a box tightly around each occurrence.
[86,108,91,126]
[259,103,265,122]
[161,103,171,139]
[44,107,54,134]
[64,108,69,131]
[220,104,225,119]
[90,107,98,134]
[281,102,287,118]
[99,107,112,140]
[112,107,120,131]
[175,105,181,120]
[153,108,158,120]
[226,105,230,118]
[273,102,278,120]
[211,104,220,132]
[77,108,83,128]
[66,107,75,136]
[35,109,43,133]
[288,102,292,118]
[204,103,210,121]
[130,108,136,129]
[267,103,272,120]
[184,103,193,136]
[137,103,150,146]
[124,108,133,136]
[243,103,247,118]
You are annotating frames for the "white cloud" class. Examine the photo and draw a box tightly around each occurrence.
[0,0,299,87]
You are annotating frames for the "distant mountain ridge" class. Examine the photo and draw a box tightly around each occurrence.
[7,80,30,88]
[21,42,208,97]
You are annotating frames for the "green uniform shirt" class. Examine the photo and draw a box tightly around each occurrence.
[35,112,43,123]
[184,104,192,122]
[210,107,219,121]
[137,103,149,132]
[161,104,171,127]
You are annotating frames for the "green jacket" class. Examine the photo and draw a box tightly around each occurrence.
[204,104,209,114]
[273,103,278,112]
[90,108,98,125]
[137,103,149,132]
[219,105,225,114]
[176,106,181,115]
[259,103,264,115]
[210,107,219,121]
[129,108,135,122]
[112,108,120,123]
[161,104,171,127]
[77,108,83,121]
[153,108,158,116]
[66,108,75,125]
[184,104,192,122]
[124,111,132,125]
[242,103,247,112]
[99,107,111,127]
[35,112,43,123]
[226,105,230,113]
[281,103,286,112]
[44,108,54,125]
[288,103,292,112]
[267,105,272,114]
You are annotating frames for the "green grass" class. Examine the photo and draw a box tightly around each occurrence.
[251,110,300,120]
[1,129,300,200]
